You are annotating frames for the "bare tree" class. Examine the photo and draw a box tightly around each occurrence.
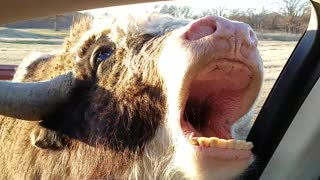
[281,0,309,33]
[153,2,310,34]
[155,5,193,19]
[228,9,247,22]
[201,6,227,17]
[281,0,308,16]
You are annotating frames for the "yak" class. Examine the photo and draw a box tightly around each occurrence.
[0,13,263,179]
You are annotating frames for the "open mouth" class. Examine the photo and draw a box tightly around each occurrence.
[180,59,255,160]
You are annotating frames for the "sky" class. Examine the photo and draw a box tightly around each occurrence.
[83,0,283,17]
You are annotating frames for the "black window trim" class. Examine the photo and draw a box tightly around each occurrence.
[243,0,320,179]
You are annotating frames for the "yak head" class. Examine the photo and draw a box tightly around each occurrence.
[0,13,263,179]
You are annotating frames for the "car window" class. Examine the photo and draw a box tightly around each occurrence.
[0,1,315,180]
[0,0,310,121]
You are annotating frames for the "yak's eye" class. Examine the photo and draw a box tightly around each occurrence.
[94,46,113,66]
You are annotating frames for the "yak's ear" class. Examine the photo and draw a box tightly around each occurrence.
[30,127,70,150]
[65,15,93,58]
[68,15,93,45]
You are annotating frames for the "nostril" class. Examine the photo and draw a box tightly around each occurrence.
[186,16,217,41]
[249,29,254,40]
[248,28,258,46]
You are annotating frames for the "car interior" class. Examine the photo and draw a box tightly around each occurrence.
[0,0,319,179]
[244,1,320,179]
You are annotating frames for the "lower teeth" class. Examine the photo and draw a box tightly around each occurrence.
[189,137,253,150]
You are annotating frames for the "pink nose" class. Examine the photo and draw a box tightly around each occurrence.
[186,16,257,49]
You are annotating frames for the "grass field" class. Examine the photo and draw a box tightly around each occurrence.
[0,28,64,64]
[0,28,299,117]
[254,41,297,117]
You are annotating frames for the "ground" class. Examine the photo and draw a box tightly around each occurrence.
[254,41,297,117]
[0,28,299,118]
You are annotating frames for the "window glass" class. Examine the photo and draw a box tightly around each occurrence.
[0,0,310,119]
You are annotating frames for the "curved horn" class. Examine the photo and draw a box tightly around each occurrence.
[0,72,75,120]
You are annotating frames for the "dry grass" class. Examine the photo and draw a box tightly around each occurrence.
[256,32,302,41]
[254,40,298,117]
[18,28,69,37]
[0,28,64,64]
[0,27,68,39]
[0,42,62,65]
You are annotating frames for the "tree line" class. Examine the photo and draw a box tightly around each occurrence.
[155,0,310,34]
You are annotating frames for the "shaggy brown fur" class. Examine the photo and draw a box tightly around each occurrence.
[0,15,168,179]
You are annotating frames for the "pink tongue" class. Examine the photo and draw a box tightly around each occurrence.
[187,25,215,40]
